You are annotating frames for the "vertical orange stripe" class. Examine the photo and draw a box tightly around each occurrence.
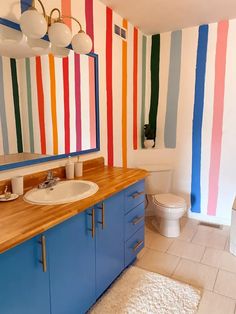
[61,0,71,28]
[49,54,58,155]
[133,27,138,150]
[35,56,46,154]
[122,19,128,168]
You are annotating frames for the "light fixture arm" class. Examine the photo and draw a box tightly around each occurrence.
[31,0,46,18]
[61,16,83,32]
[49,8,62,22]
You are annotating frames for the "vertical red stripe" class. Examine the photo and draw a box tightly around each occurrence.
[74,54,82,151]
[35,57,46,154]
[207,21,229,216]
[63,58,70,154]
[61,0,71,28]
[106,8,113,166]
[133,27,138,150]
[85,0,94,52]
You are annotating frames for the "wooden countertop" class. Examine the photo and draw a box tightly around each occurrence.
[0,166,148,254]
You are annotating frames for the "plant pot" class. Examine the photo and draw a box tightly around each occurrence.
[144,139,154,149]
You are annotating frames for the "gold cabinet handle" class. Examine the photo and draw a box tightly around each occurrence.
[97,202,105,229]
[131,191,145,199]
[132,216,144,225]
[133,240,144,252]
[88,208,95,238]
[39,235,47,272]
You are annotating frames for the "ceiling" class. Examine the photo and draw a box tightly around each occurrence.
[100,0,236,34]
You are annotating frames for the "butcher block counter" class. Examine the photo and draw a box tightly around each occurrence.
[0,158,148,254]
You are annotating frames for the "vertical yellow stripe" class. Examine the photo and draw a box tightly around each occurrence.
[49,54,58,155]
[122,19,128,168]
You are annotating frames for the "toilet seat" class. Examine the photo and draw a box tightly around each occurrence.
[153,193,186,208]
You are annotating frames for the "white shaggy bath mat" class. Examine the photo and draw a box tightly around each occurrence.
[90,266,201,314]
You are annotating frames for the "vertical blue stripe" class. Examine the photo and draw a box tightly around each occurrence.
[21,0,32,13]
[164,30,182,148]
[191,25,209,213]
[0,57,9,154]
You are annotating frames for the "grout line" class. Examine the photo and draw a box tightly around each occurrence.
[170,256,182,277]
[199,245,207,263]
[212,268,220,292]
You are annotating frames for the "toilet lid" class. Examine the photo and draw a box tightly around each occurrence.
[153,193,186,208]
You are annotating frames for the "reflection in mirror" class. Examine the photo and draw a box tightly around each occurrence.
[0,23,99,169]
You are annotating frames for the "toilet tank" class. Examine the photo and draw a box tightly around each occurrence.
[138,164,172,195]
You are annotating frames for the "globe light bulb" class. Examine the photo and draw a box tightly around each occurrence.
[20,9,47,39]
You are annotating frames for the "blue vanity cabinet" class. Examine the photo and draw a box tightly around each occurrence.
[46,208,96,314]
[0,236,51,314]
[95,191,125,298]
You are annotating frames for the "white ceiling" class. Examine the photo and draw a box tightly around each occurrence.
[100,0,236,34]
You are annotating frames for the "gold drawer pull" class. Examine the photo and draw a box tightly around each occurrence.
[39,235,47,272]
[97,202,105,229]
[88,208,95,238]
[133,240,144,252]
[131,191,144,199]
[132,216,144,225]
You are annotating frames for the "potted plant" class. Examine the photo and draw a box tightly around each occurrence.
[144,124,155,149]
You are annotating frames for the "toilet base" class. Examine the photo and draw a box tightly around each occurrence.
[159,218,180,237]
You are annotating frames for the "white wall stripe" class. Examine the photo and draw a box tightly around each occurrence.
[54,57,65,154]
[41,55,53,155]
[80,54,91,150]
[29,57,41,154]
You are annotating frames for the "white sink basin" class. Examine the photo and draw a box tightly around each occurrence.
[24,180,99,205]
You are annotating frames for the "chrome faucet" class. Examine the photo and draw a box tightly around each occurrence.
[38,171,60,189]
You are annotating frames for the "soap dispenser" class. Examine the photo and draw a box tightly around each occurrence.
[65,156,74,179]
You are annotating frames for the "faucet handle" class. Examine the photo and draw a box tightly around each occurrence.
[46,171,54,180]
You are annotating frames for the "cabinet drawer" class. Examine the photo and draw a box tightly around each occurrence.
[125,180,145,213]
[125,227,144,267]
[125,203,145,241]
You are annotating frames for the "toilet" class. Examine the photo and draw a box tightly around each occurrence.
[139,164,187,237]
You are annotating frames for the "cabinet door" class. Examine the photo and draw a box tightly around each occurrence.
[95,191,125,298]
[47,209,95,314]
[0,236,50,314]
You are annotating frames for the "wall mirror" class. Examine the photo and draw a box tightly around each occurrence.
[0,18,100,171]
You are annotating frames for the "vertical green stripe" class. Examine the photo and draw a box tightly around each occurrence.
[164,30,182,148]
[141,35,147,148]
[149,34,160,142]
[10,58,23,153]
[25,58,34,153]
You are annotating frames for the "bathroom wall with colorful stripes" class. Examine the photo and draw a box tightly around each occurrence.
[144,21,236,224]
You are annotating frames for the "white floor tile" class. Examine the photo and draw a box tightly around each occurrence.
[167,239,205,262]
[214,270,236,299]
[192,225,227,250]
[172,259,218,290]
[201,247,236,274]
[135,248,180,276]
[198,290,236,314]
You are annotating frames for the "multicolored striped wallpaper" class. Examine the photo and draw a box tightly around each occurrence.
[146,21,236,222]
[0,52,97,156]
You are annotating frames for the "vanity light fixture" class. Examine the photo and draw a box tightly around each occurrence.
[19,0,92,55]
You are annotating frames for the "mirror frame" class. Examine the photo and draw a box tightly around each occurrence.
[0,18,100,171]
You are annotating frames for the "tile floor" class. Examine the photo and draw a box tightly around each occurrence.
[135,216,236,314]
